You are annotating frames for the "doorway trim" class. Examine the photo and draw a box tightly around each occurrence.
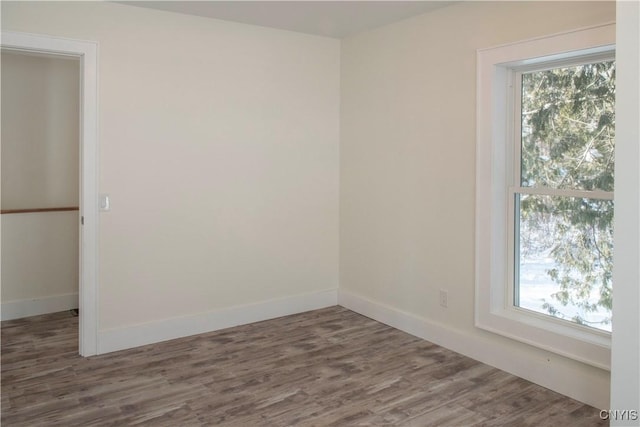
[2,31,99,356]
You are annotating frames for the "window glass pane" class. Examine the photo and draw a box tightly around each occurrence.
[521,61,615,191]
[515,194,613,332]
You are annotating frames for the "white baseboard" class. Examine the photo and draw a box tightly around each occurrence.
[1,293,78,321]
[98,288,338,354]
[338,289,609,409]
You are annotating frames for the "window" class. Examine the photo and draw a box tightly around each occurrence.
[476,23,615,369]
[513,59,615,332]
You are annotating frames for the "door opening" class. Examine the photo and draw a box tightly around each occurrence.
[1,50,81,329]
[1,32,99,356]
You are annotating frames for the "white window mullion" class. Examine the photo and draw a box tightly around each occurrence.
[506,69,522,312]
[510,190,520,308]
[513,70,524,189]
[513,186,614,201]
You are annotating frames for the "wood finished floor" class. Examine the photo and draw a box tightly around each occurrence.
[2,307,606,426]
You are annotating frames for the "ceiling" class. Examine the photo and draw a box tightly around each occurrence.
[118,1,454,39]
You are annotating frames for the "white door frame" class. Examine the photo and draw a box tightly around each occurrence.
[1,31,99,356]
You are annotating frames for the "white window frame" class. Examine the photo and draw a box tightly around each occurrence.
[476,23,615,370]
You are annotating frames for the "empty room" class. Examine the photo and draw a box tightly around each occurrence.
[1,1,638,426]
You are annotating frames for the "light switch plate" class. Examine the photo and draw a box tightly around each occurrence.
[99,194,110,211]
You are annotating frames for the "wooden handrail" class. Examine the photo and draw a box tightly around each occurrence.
[1,207,79,215]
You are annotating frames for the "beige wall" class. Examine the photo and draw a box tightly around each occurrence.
[1,52,80,315]
[2,1,340,330]
[1,213,79,300]
[2,52,79,209]
[340,1,614,408]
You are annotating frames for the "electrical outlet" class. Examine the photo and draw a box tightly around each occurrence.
[439,290,448,308]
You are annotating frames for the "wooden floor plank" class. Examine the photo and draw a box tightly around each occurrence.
[2,307,606,426]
